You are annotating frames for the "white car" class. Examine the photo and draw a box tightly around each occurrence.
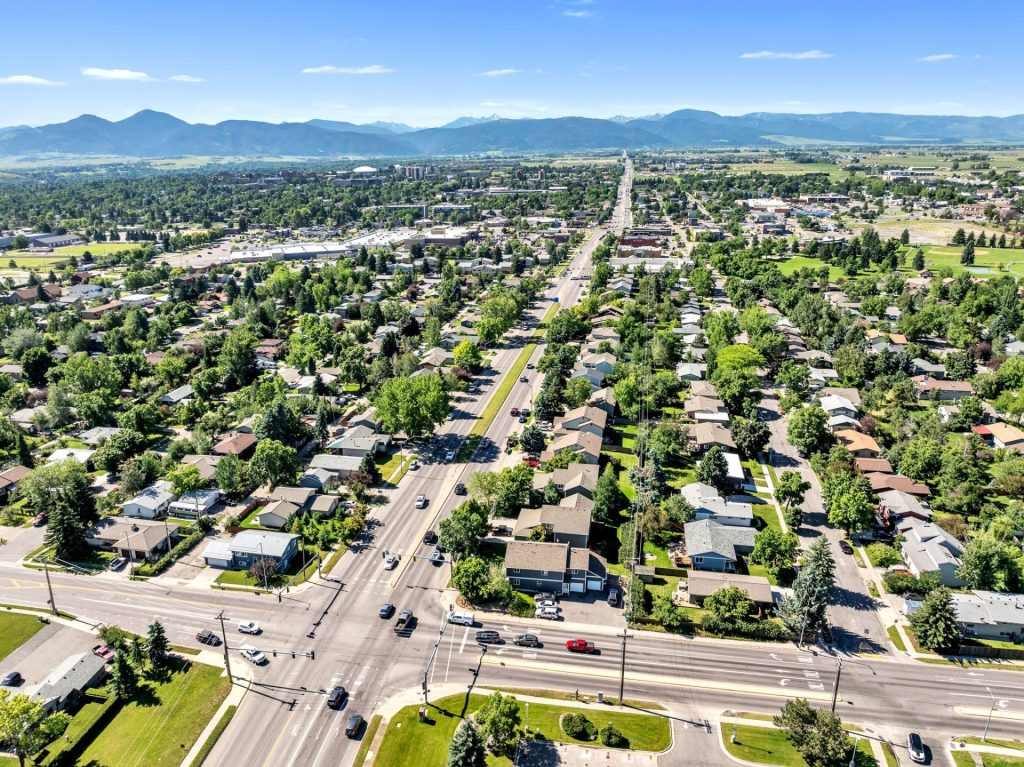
[536,599,558,609]
[237,621,261,635]
[383,554,398,571]
[239,645,267,665]
[444,450,456,462]
[415,494,427,509]
[535,606,560,620]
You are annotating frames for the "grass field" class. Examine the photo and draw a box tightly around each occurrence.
[2,255,70,268]
[721,723,876,767]
[54,242,140,256]
[727,161,854,181]
[0,611,45,661]
[77,658,230,767]
[373,693,670,767]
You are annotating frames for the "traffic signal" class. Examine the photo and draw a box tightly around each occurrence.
[309,650,315,660]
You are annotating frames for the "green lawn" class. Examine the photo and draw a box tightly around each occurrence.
[374,693,670,767]
[469,343,537,438]
[1,255,69,267]
[982,757,1024,767]
[0,611,44,661]
[752,500,781,534]
[53,242,141,256]
[76,658,230,767]
[960,738,1024,751]
[721,724,876,767]
[952,752,976,767]
[886,625,907,652]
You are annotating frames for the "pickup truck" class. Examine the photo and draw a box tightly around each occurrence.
[395,608,413,632]
[565,639,596,654]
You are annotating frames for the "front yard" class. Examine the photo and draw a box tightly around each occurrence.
[0,611,45,661]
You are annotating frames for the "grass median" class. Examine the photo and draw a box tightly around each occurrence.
[469,343,537,438]
[374,693,670,767]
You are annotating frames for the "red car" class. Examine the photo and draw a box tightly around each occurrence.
[566,639,596,653]
[523,456,540,468]
[91,644,116,662]
[510,407,520,416]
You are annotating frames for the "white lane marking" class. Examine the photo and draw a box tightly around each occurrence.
[458,626,469,654]
[803,671,821,679]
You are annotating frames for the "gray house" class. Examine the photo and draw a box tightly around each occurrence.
[684,519,756,572]
[202,530,300,570]
[504,540,607,594]
[512,494,593,549]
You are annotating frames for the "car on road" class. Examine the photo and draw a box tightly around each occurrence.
[422,530,437,545]
[395,609,414,632]
[240,645,267,665]
[519,375,528,383]
[444,450,456,462]
[518,414,526,423]
[526,362,535,369]
[520,408,531,417]
[428,550,444,566]
[108,556,128,571]
[327,686,348,709]
[1,671,23,687]
[383,554,398,570]
[838,540,854,555]
[513,634,541,647]
[196,629,221,646]
[415,494,428,508]
[510,407,520,416]
[475,630,502,644]
[91,644,116,662]
[534,606,560,620]
[410,458,420,470]
[379,602,395,619]
[345,714,364,738]
[454,482,467,495]
[237,621,262,635]
[566,639,596,654]
[907,733,926,763]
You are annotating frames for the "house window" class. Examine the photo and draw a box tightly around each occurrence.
[694,557,703,564]
[510,579,520,586]
[541,571,548,576]
[510,568,520,574]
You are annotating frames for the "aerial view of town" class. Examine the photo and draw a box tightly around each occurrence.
[0,2,1023,766]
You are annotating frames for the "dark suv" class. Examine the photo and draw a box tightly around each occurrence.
[327,686,348,709]
[475,630,502,644]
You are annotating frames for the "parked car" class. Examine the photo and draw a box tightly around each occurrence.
[428,550,444,566]
[475,630,502,644]
[1,671,22,687]
[513,634,541,647]
[409,459,420,470]
[240,645,267,665]
[608,589,620,607]
[237,620,262,635]
[327,686,348,709]
[523,456,540,468]
[383,554,398,571]
[378,602,395,619]
[566,639,596,653]
[534,592,558,603]
[907,733,926,763]
[345,714,365,738]
[520,408,531,417]
[839,540,854,555]
[518,415,526,423]
[423,530,438,545]
[108,557,128,572]
[444,450,456,462]
[454,482,467,495]
[536,599,558,609]
[196,629,221,646]
[535,606,560,620]
[91,644,116,662]
[30,513,47,527]
[415,494,428,508]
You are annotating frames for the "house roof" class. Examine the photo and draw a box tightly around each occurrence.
[88,516,179,551]
[555,405,607,430]
[987,421,1024,445]
[866,472,930,496]
[820,387,862,406]
[854,457,893,474]
[680,482,753,521]
[951,591,1024,628]
[504,540,570,572]
[310,495,338,513]
[514,495,593,539]
[229,530,299,558]
[213,432,258,455]
[835,429,880,454]
[684,519,756,561]
[255,485,315,507]
[685,396,726,415]
[691,423,736,450]
[543,430,602,459]
[125,485,176,511]
[33,652,106,707]
[531,464,600,495]
[181,454,222,481]
[819,394,858,414]
[687,571,773,604]
[257,499,299,523]
[913,375,972,393]
[690,381,719,399]
[568,547,607,577]
[878,489,931,518]
[310,454,363,472]
[0,464,31,489]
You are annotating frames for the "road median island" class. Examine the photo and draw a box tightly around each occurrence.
[469,342,537,438]
[372,692,669,767]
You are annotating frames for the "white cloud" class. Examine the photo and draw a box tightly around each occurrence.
[301,64,394,75]
[563,9,593,17]
[0,75,65,86]
[82,67,154,81]
[739,50,833,60]
[169,74,205,82]
[479,68,520,77]
[917,53,958,62]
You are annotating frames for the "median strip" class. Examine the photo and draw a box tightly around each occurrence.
[469,342,537,438]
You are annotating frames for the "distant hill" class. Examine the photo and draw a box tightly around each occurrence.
[3,108,1024,158]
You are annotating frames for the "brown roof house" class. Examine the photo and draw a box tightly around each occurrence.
[913,376,972,402]
[690,423,736,453]
[212,431,259,458]
[540,431,601,465]
[553,406,607,437]
[835,429,881,458]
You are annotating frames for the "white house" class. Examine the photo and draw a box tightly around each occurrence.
[123,485,176,519]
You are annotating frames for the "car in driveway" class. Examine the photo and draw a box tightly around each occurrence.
[108,556,128,571]
[513,633,541,647]
[91,644,116,662]
[327,686,348,709]
[383,554,398,570]
[536,599,558,609]
[240,645,267,665]
[534,592,558,602]
[566,639,596,653]
[237,621,262,635]
[523,456,540,468]
[422,530,438,545]
[907,733,926,763]
[454,482,467,495]
[1,671,23,687]
[839,540,854,555]
[534,606,560,620]
[196,629,221,646]
[345,714,364,738]
[415,494,428,508]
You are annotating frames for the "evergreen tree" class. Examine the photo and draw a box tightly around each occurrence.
[695,445,728,492]
[126,636,146,669]
[777,538,835,641]
[146,621,169,669]
[912,249,925,271]
[593,465,627,526]
[359,453,381,485]
[447,720,486,767]
[44,501,87,561]
[314,401,330,448]
[961,240,975,266]
[109,652,138,698]
[910,587,961,653]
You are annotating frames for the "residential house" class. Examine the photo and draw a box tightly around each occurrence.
[168,489,221,518]
[212,432,259,458]
[819,394,859,420]
[569,363,605,389]
[808,367,840,389]
[309,453,364,477]
[913,376,972,401]
[680,482,754,527]
[47,448,95,466]
[309,495,339,517]
[81,300,124,321]
[951,591,1024,642]
[33,653,107,714]
[898,518,965,587]
[0,363,23,381]
[866,473,930,497]
[878,489,932,524]
[512,494,593,549]
[531,464,599,501]
[854,457,894,475]
[553,406,607,437]
[974,422,1024,452]
[78,426,121,447]
[835,429,881,458]
[540,431,602,465]
[122,485,176,519]
[912,358,947,379]
[158,384,194,407]
[588,387,617,418]
[254,485,315,511]
[580,353,616,377]
[299,467,342,491]
[690,423,736,452]
[821,387,862,407]
[684,519,757,572]
[181,454,222,482]
[686,571,773,608]
[327,424,391,459]
[685,396,729,424]
[503,540,607,594]
[0,464,30,500]
[254,499,300,529]
[676,362,707,382]
[202,530,300,570]
[86,516,179,562]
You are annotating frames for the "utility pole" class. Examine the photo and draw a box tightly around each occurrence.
[983,686,995,742]
[42,560,57,616]
[217,611,233,681]
[618,627,631,705]
[830,656,842,713]
[163,518,172,555]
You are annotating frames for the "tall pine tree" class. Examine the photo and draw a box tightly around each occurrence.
[447,720,486,767]
[910,586,961,653]
[44,501,87,560]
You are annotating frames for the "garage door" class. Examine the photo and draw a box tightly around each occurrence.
[569,581,585,593]
[586,578,604,591]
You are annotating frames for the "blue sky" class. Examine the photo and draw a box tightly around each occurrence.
[1,0,1020,127]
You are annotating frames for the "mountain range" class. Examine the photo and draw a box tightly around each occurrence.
[3,108,1024,159]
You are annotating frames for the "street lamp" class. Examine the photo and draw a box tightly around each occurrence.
[830,655,876,713]
[848,736,860,767]
[983,686,996,742]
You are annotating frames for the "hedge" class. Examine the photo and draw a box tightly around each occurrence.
[37,691,120,767]
[134,526,207,577]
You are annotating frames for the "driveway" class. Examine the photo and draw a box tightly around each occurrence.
[760,391,885,653]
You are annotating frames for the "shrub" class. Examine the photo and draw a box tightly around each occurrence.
[866,543,902,568]
[882,570,940,596]
[600,723,628,748]
[134,525,205,577]
[562,713,596,741]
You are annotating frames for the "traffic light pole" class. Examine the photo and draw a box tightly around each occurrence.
[218,611,233,681]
